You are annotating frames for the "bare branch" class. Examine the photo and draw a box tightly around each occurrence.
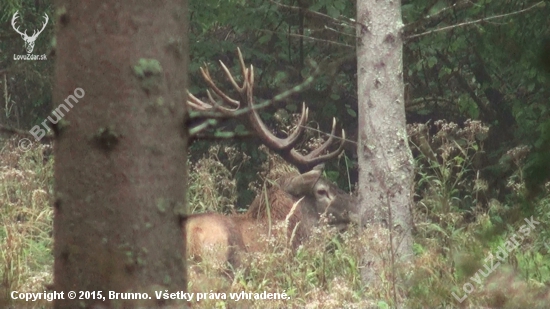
[268,0,357,29]
[406,1,545,40]
[257,29,354,49]
[0,124,53,141]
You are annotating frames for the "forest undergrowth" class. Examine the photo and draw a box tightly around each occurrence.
[1,119,550,308]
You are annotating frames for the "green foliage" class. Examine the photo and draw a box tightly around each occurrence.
[0,0,23,22]
[524,120,550,194]
[1,0,54,128]
[187,145,240,214]
[410,120,490,214]
[408,121,550,308]
[405,1,549,163]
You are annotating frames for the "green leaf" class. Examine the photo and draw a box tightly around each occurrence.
[326,171,339,182]
[377,301,390,309]
[310,2,323,11]
[322,104,337,117]
[286,104,298,113]
[258,33,272,44]
[260,112,273,121]
[273,71,287,85]
[235,124,247,134]
[333,0,346,11]
[327,5,340,18]
[427,56,437,68]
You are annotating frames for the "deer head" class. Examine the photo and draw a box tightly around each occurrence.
[11,11,49,54]
[280,165,360,228]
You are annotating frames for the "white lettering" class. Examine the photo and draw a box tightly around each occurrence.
[29,125,46,141]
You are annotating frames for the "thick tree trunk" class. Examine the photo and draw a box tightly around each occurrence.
[53,1,188,308]
[356,0,414,286]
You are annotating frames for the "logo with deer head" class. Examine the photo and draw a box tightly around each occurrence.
[11,11,49,54]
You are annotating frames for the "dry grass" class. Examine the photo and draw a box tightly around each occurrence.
[187,219,378,308]
[0,137,53,308]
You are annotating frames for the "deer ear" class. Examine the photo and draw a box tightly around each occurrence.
[312,164,325,171]
[282,168,322,196]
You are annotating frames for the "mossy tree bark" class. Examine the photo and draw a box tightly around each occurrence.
[52,1,188,308]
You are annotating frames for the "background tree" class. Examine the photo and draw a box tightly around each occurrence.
[356,0,414,299]
[52,1,188,308]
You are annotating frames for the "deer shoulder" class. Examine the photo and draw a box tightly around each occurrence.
[184,213,245,268]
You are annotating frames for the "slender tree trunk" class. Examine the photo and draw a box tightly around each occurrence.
[53,1,188,308]
[356,0,414,290]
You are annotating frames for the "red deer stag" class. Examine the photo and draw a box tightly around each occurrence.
[185,49,358,268]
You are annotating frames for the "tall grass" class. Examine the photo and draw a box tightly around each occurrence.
[2,122,550,309]
[0,138,53,308]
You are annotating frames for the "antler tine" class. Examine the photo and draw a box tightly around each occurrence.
[30,13,48,38]
[243,58,304,150]
[11,11,24,36]
[187,91,239,114]
[249,64,254,87]
[187,91,212,110]
[304,118,343,159]
[199,66,240,109]
[284,103,308,146]
[219,60,245,93]
[307,128,346,161]
[288,129,346,170]
[204,90,240,113]
[237,48,248,84]
[247,92,308,151]
[40,13,49,31]
[187,87,239,113]
[244,61,307,149]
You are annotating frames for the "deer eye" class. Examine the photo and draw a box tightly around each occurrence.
[317,189,328,198]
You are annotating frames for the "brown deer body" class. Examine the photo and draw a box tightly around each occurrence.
[185,49,357,268]
[185,212,245,267]
[185,167,359,267]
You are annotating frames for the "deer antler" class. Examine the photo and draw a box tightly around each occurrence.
[188,48,346,171]
[11,11,49,53]
[11,11,48,39]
